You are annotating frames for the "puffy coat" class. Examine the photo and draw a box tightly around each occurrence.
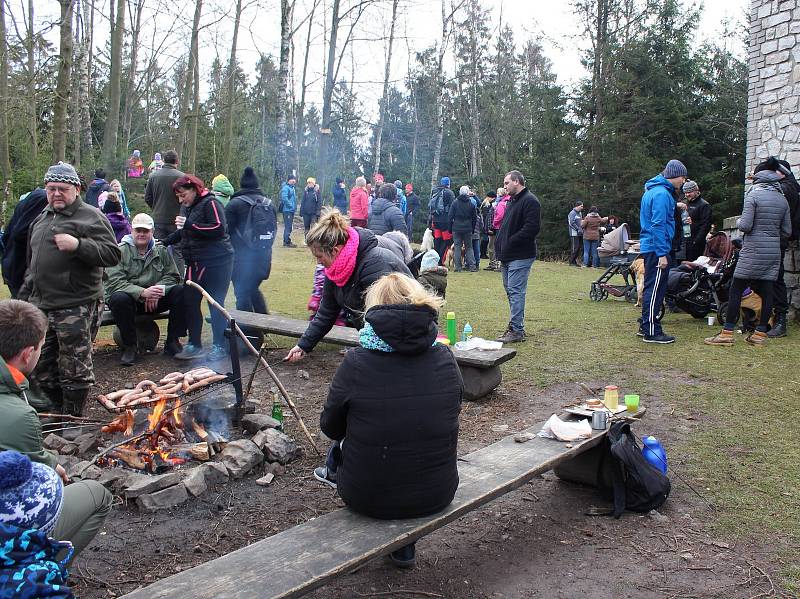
[279,183,297,213]
[300,187,322,217]
[639,175,677,257]
[297,228,411,353]
[495,188,541,262]
[580,211,608,241]
[225,188,277,280]
[320,303,462,519]
[367,197,407,236]
[165,192,233,266]
[1,189,47,294]
[350,187,369,220]
[84,179,109,208]
[104,236,181,301]
[734,171,792,281]
[448,194,477,234]
[332,185,348,213]
[687,196,712,251]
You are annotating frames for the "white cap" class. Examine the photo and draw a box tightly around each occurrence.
[131,213,154,230]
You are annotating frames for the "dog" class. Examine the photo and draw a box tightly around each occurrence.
[444,245,455,269]
[630,256,646,306]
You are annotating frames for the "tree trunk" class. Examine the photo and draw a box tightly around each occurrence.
[429,0,450,189]
[122,0,144,154]
[101,0,125,176]
[468,13,480,179]
[79,0,93,156]
[222,0,242,175]
[175,0,202,163]
[0,0,12,186]
[26,0,37,161]
[274,0,294,183]
[295,0,317,178]
[187,53,200,172]
[53,0,74,164]
[72,16,83,169]
[372,0,399,175]
[410,82,418,182]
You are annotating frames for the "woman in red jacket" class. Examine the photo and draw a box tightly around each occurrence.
[349,176,369,227]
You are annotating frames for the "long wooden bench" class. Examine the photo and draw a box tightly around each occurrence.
[229,310,516,400]
[121,413,635,599]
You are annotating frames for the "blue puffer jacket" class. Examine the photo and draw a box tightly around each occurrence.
[279,183,297,213]
[639,175,677,257]
[0,524,73,598]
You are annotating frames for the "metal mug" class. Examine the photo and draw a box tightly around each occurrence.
[591,410,608,430]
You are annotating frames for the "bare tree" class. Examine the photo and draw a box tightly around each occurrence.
[429,0,459,188]
[53,0,74,163]
[274,0,294,183]
[175,0,202,163]
[0,0,11,186]
[101,0,126,175]
[371,0,399,175]
[294,0,320,177]
[222,0,243,174]
[122,0,145,153]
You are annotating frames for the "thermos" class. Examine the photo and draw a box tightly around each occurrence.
[446,312,457,345]
[642,435,668,473]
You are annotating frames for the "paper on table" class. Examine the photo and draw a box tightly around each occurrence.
[453,337,503,351]
[537,414,592,442]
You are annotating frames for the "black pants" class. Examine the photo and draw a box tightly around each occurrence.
[107,287,186,347]
[232,253,271,314]
[570,235,582,264]
[184,258,234,347]
[772,248,788,314]
[724,277,773,332]
[303,214,318,236]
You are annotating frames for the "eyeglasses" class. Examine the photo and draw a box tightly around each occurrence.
[45,185,74,194]
[133,228,152,234]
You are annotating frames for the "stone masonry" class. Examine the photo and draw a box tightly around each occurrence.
[746,0,800,319]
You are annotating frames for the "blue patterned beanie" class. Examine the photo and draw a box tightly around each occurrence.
[0,451,63,535]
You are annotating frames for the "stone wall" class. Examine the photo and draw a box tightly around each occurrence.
[746,0,800,320]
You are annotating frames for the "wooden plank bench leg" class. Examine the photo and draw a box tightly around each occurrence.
[459,364,502,401]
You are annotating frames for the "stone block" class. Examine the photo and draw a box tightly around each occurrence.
[43,434,68,452]
[201,461,230,485]
[768,138,783,155]
[763,102,782,117]
[255,473,274,486]
[97,469,131,491]
[251,428,269,450]
[777,114,793,128]
[241,413,281,434]
[59,442,79,456]
[765,74,790,91]
[460,365,503,401]
[761,65,778,78]
[182,466,208,497]
[766,50,791,65]
[758,3,772,19]
[123,471,183,498]
[766,11,792,27]
[264,462,286,476]
[776,22,790,38]
[220,439,264,478]
[262,429,301,465]
[68,461,102,480]
[76,434,100,457]
[762,39,778,54]
[760,91,778,105]
[54,454,81,471]
[778,33,794,48]
[790,21,800,34]
[778,62,793,74]
[136,483,189,512]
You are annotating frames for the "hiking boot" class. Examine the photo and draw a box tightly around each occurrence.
[163,339,183,357]
[746,330,768,347]
[643,333,675,344]
[207,344,229,361]
[496,329,525,343]
[313,466,337,489]
[636,328,645,337]
[389,543,416,569]
[767,313,787,338]
[704,329,734,346]
[174,343,207,360]
[120,345,137,367]
[62,388,89,417]
[39,387,63,414]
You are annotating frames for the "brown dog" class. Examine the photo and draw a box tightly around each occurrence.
[630,256,646,307]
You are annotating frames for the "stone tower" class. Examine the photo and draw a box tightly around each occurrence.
[746,0,799,320]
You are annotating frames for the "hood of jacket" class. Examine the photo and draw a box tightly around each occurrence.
[365,304,438,355]
[644,174,677,194]
[0,355,26,396]
[457,193,472,203]
[370,196,396,215]
[753,170,782,185]
[376,231,413,263]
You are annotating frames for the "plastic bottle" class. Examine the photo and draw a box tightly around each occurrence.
[681,209,691,238]
[271,395,284,431]
[603,385,619,411]
[462,322,473,342]
[446,312,457,345]
[642,435,668,474]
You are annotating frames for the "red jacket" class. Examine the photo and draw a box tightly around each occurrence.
[350,187,369,220]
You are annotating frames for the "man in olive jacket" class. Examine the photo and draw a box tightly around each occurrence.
[0,299,112,560]
[18,162,121,416]
[105,213,185,366]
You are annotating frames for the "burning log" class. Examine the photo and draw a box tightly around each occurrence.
[101,410,135,435]
[106,447,148,470]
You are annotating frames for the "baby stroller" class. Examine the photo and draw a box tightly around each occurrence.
[662,231,736,320]
[589,223,639,303]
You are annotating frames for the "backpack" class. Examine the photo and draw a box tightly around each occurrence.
[238,195,276,251]
[599,421,671,518]
[429,187,445,216]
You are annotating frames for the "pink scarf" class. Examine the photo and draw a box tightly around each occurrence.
[324,227,359,286]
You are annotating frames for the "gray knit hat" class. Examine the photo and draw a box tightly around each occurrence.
[43,161,81,188]
[662,159,688,179]
[682,180,699,193]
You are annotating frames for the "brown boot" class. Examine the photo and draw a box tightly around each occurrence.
[746,330,768,347]
[704,328,734,346]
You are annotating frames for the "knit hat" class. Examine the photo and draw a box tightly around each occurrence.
[154,152,162,161]
[440,176,450,187]
[335,177,343,185]
[682,180,699,193]
[405,183,413,192]
[43,161,81,188]
[0,451,63,535]
[211,174,234,198]
[131,213,154,230]
[240,166,259,189]
[662,159,688,179]
[420,249,440,271]
[133,149,140,157]
[459,185,471,196]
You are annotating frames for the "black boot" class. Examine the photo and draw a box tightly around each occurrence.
[120,345,137,366]
[38,386,64,414]
[62,388,89,417]
[767,312,788,338]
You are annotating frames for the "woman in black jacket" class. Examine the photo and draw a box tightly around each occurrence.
[315,272,462,568]
[284,209,411,362]
[166,174,234,361]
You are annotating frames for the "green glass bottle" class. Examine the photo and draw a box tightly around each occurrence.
[271,396,284,430]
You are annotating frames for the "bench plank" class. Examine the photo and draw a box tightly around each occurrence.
[121,422,606,599]
[228,309,516,369]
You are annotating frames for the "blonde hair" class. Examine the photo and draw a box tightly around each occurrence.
[355,176,366,188]
[307,177,316,185]
[306,208,351,256]
[496,187,505,197]
[364,273,444,312]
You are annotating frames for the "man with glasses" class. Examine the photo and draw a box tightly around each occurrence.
[18,162,121,416]
[104,213,185,366]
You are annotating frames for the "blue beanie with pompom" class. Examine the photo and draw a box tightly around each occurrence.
[0,451,63,535]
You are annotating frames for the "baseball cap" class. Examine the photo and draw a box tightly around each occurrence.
[131,213,155,230]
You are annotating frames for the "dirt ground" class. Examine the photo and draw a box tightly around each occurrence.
[71,343,789,599]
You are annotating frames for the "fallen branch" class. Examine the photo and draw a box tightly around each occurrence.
[38,413,103,423]
[185,280,321,455]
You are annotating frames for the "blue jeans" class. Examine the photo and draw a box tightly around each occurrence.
[583,239,599,267]
[640,252,670,337]
[501,257,535,333]
[472,238,481,270]
[325,440,343,474]
[405,212,414,241]
[282,211,294,245]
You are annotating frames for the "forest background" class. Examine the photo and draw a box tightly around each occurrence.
[0,0,748,254]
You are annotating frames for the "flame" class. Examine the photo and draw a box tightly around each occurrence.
[173,398,182,426]
[147,398,167,431]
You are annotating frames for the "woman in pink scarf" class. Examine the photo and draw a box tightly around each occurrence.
[285,209,411,362]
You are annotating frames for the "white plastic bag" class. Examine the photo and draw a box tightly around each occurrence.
[453,337,503,351]
[537,414,592,442]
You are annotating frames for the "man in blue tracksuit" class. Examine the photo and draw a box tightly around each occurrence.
[638,159,687,343]
[279,175,297,247]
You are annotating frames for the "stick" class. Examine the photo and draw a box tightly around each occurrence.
[578,382,599,396]
[244,344,267,399]
[38,413,103,423]
[185,281,321,455]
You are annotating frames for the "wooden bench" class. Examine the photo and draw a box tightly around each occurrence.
[121,413,638,599]
[228,310,517,400]
[98,309,170,352]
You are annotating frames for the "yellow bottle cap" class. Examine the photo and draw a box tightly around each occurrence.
[447,312,455,319]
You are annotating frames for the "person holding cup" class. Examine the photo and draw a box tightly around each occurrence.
[104,213,186,366]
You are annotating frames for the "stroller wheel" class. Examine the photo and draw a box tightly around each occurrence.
[625,287,637,303]
[717,302,728,325]
[589,283,604,301]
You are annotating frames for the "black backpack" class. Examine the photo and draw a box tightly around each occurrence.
[429,187,445,216]
[599,421,671,518]
[238,195,276,251]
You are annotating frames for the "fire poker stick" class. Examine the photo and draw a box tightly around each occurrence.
[185,281,321,455]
